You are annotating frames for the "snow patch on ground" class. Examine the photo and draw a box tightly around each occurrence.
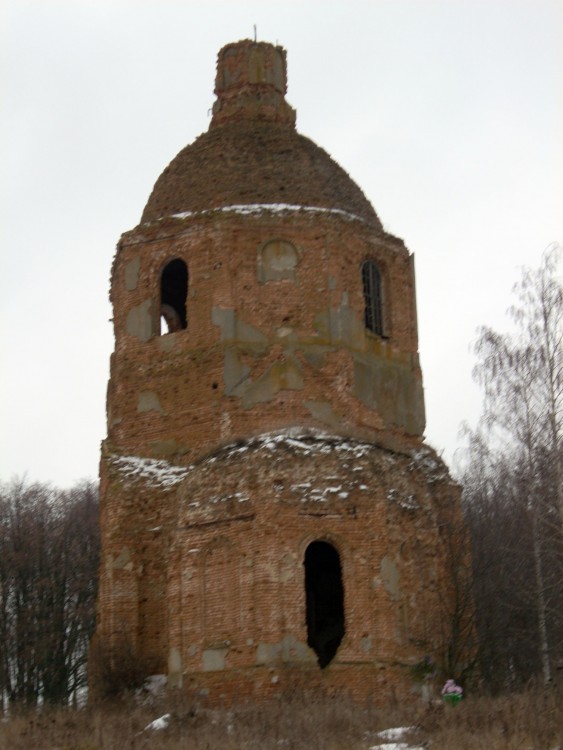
[369,726,424,750]
[138,674,167,703]
[143,713,170,731]
[376,727,415,741]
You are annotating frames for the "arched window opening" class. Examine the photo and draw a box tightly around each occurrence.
[304,541,345,668]
[160,259,188,334]
[362,260,384,336]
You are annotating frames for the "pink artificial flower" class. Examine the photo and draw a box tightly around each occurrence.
[441,679,463,696]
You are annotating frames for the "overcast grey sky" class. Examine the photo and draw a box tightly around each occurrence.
[1,0,561,487]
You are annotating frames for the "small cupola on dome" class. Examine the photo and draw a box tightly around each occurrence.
[140,39,382,228]
[95,37,467,709]
[211,40,296,128]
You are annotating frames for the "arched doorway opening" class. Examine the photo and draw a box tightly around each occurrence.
[304,540,345,668]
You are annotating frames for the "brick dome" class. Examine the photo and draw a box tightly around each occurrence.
[94,38,468,708]
[140,41,382,228]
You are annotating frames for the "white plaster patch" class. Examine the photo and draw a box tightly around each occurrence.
[168,647,182,675]
[137,390,164,414]
[361,635,372,653]
[124,256,141,291]
[202,648,229,672]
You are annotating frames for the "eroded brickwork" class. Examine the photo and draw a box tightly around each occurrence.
[93,39,465,705]
[106,209,422,461]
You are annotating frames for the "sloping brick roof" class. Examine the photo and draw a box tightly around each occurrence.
[142,40,381,228]
[140,120,382,228]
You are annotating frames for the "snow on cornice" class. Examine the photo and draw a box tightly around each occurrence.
[108,430,446,490]
[109,454,190,489]
[211,429,379,462]
[108,432,386,491]
[152,203,369,226]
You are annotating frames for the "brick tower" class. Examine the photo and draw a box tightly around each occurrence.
[93,40,464,703]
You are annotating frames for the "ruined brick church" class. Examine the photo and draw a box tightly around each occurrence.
[93,39,463,703]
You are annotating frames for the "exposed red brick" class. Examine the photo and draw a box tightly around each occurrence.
[93,40,467,706]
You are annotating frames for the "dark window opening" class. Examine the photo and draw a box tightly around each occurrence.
[362,260,384,336]
[304,541,345,668]
[160,259,188,333]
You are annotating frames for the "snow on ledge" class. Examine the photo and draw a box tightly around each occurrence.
[109,454,190,489]
[212,428,378,462]
[108,431,444,489]
[155,203,369,225]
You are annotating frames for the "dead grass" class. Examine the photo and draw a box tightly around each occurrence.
[419,685,563,750]
[0,684,561,750]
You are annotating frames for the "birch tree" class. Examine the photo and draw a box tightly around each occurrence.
[460,245,562,689]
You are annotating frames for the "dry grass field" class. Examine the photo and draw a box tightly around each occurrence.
[0,685,561,750]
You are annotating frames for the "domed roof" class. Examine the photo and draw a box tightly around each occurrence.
[140,40,382,229]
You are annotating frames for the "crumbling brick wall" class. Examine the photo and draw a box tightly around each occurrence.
[93,39,469,704]
[95,434,463,703]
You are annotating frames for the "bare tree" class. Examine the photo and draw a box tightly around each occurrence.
[437,514,478,686]
[460,245,563,690]
[0,480,99,707]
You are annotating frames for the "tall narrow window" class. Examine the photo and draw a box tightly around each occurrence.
[362,260,384,336]
[160,258,188,333]
[304,541,345,668]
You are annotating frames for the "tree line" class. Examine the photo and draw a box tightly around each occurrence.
[0,247,560,705]
[0,480,99,707]
[459,244,562,692]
